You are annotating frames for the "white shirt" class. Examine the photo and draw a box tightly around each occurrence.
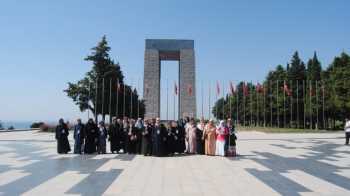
[345,121,350,133]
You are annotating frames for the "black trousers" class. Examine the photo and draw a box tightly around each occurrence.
[346,132,350,145]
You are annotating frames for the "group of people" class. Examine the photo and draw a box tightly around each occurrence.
[55,117,237,157]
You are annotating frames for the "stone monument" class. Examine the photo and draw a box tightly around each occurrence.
[144,39,196,119]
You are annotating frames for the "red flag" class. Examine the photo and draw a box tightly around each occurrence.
[309,84,315,96]
[229,81,235,95]
[216,81,220,95]
[283,82,292,96]
[187,84,193,96]
[256,83,264,93]
[243,82,249,97]
[174,82,178,95]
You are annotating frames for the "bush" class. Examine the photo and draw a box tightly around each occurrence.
[39,123,56,132]
[30,122,44,129]
[8,126,15,130]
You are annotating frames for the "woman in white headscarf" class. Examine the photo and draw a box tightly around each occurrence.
[215,120,228,156]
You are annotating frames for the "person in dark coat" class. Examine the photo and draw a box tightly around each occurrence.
[174,120,186,154]
[166,121,176,156]
[226,119,237,147]
[108,117,122,153]
[122,117,129,153]
[141,119,152,156]
[152,118,167,156]
[97,121,107,154]
[196,118,205,155]
[135,118,143,154]
[127,119,138,154]
[55,118,71,154]
[84,119,98,154]
[73,119,85,154]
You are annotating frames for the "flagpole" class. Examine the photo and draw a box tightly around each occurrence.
[166,78,169,121]
[243,82,246,127]
[256,82,258,126]
[270,81,273,127]
[283,80,286,128]
[309,80,312,129]
[229,81,232,120]
[102,78,105,121]
[322,81,325,129]
[250,81,253,126]
[215,81,218,120]
[316,80,319,130]
[222,81,225,120]
[174,81,176,120]
[277,80,279,128]
[263,82,266,127]
[109,78,112,123]
[123,82,126,117]
[137,77,140,119]
[88,82,91,119]
[256,82,259,127]
[201,80,204,118]
[95,78,98,123]
[297,80,299,129]
[303,80,306,129]
[208,82,211,120]
[290,80,293,128]
[130,79,133,119]
[116,79,119,118]
[236,83,239,126]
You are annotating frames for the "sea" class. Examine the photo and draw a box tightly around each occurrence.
[0,121,33,130]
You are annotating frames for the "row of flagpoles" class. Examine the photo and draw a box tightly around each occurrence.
[88,78,327,129]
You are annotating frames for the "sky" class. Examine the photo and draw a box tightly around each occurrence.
[0,0,349,122]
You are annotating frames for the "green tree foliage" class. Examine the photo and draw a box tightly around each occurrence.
[213,51,350,130]
[64,36,145,121]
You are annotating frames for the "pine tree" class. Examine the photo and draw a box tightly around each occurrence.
[64,36,144,121]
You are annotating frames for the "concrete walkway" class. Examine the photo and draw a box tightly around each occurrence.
[0,131,349,196]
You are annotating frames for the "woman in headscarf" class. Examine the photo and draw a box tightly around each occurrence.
[166,121,176,156]
[108,117,122,153]
[135,118,144,154]
[196,118,205,154]
[215,120,228,156]
[55,118,71,154]
[97,121,107,154]
[185,118,197,154]
[141,119,152,156]
[84,119,98,154]
[127,119,138,154]
[203,119,216,156]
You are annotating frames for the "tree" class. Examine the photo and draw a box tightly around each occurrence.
[323,52,350,128]
[306,52,322,81]
[64,36,144,122]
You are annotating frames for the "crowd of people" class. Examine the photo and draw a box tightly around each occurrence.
[55,117,237,157]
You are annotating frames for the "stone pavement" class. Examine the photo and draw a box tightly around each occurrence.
[0,130,349,196]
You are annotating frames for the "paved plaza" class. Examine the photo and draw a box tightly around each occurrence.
[0,130,349,196]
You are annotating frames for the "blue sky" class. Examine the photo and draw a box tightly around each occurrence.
[0,0,349,122]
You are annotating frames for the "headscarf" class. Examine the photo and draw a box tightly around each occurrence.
[135,119,143,129]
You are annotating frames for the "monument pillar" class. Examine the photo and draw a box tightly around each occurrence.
[144,39,196,119]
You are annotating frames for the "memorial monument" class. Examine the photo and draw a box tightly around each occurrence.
[143,39,196,119]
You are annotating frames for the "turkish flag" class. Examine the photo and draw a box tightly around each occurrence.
[229,81,235,95]
[283,83,292,96]
[174,82,178,95]
[243,82,249,97]
[187,84,193,96]
[256,83,264,93]
[216,81,220,95]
